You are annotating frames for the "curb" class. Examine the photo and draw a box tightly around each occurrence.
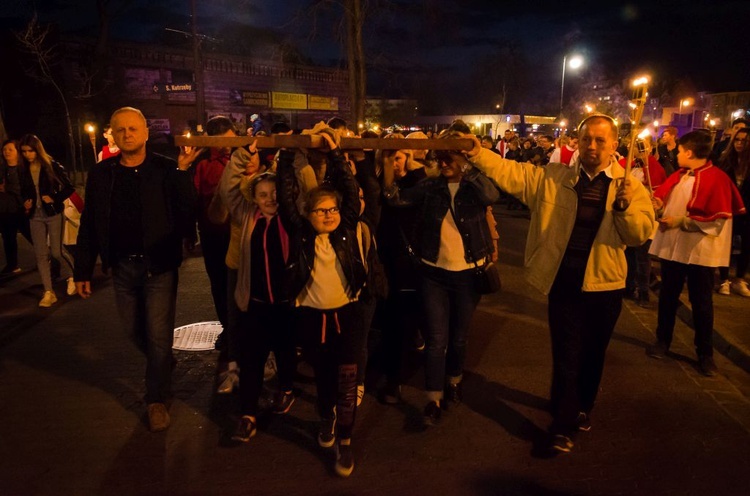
[676,297,750,375]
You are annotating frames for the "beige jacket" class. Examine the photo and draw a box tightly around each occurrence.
[469,148,655,295]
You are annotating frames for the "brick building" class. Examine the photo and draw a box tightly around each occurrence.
[65,38,351,139]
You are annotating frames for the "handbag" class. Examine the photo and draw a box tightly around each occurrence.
[474,259,501,295]
[42,200,63,216]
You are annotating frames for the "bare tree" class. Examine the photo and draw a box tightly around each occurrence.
[15,14,77,178]
[300,0,368,127]
[344,0,366,127]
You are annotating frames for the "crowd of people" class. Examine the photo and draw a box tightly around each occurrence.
[0,107,747,476]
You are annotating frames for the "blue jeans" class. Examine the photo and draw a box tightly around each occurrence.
[420,265,480,394]
[112,258,178,404]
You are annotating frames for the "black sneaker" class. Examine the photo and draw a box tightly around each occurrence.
[318,413,336,448]
[334,440,354,477]
[423,401,442,426]
[231,416,257,443]
[636,289,653,309]
[413,330,426,352]
[577,412,591,432]
[646,339,668,359]
[444,382,462,405]
[272,390,295,414]
[698,355,718,377]
[548,434,574,454]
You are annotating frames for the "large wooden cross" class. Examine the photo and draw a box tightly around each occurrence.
[173,135,474,151]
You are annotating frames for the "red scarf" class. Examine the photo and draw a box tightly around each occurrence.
[654,162,746,222]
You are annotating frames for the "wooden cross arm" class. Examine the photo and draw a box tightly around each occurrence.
[173,135,475,151]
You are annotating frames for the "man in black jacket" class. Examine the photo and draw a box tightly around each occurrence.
[74,107,197,432]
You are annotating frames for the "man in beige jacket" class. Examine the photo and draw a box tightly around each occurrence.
[465,115,655,455]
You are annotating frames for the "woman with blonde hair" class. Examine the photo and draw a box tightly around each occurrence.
[19,134,75,306]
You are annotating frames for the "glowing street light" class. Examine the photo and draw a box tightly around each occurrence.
[560,54,584,114]
[84,122,97,163]
[679,98,692,115]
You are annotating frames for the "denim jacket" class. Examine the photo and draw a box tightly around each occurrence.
[384,166,500,264]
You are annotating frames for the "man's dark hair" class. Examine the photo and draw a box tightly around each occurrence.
[679,130,712,159]
[270,121,291,134]
[448,119,471,134]
[205,115,237,136]
[326,117,348,130]
[731,118,749,128]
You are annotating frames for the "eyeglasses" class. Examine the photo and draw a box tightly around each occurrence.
[735,138,748,143]
[310,206,340,217]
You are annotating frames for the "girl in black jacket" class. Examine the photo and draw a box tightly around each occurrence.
[277,133,366,478]
[19,134,75,306]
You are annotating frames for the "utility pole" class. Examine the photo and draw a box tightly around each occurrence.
[166,4,219,128]
[191,0,205,126]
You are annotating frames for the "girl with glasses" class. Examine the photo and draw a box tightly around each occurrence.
[277,132,367,478]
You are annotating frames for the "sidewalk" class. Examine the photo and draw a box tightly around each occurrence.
[680,283,750,375]
[1,217,750,495]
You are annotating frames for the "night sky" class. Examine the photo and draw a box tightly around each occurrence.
[1,0,749,113]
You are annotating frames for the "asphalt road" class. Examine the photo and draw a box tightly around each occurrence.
[1,208,749,495]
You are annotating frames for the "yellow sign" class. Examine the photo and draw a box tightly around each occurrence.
[309,95,339,111]
[271,92,307,110]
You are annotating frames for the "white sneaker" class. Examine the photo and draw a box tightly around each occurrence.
[66,277,77,296]
[718,280,731,295]
[39,291,57,307]
[731,280,750,297]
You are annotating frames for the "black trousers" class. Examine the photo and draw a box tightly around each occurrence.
[548,266,623,436]
[238,301,296,416]
[297,302,365,440]
[198,224,229,327]
[656,259,714,358]
[1,213,21,269]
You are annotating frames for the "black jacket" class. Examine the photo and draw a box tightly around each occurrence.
[277,148,367,303]
[74,152,196,279]
[0,163,24,214]
[384,166,500,265]
[20,161,74,217]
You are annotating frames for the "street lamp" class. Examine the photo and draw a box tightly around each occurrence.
[84,123,97,163]
[679,98,692,114]
[560,54,584,115]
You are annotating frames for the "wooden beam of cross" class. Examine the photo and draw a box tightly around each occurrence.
[173,135,475,151]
